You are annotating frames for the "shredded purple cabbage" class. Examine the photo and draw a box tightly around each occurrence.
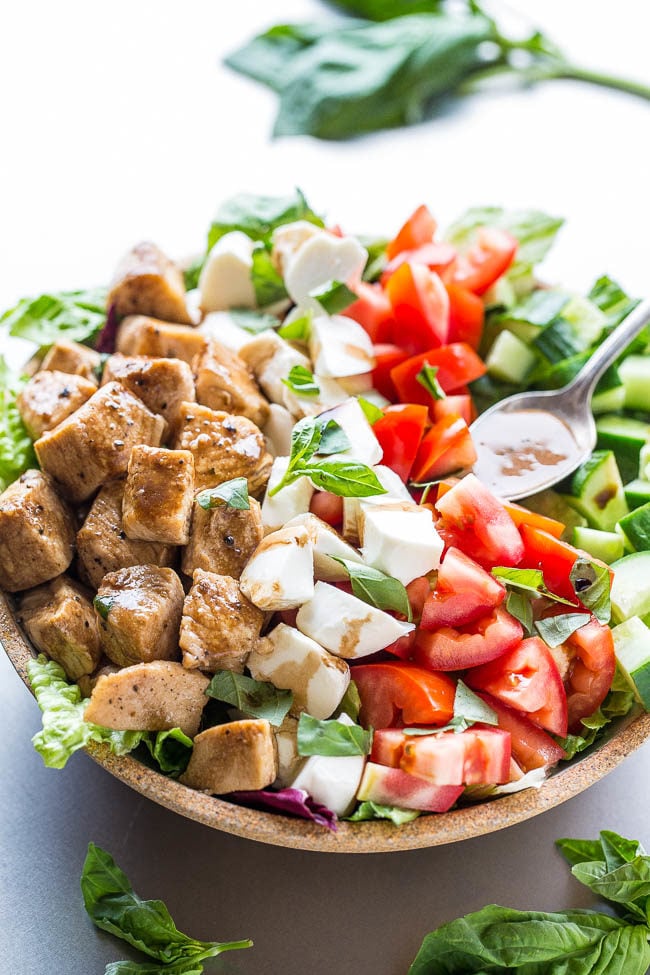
[228,788,338,831]
[95,302,119,353]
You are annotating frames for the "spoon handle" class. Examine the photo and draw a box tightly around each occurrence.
[565,298,650,400]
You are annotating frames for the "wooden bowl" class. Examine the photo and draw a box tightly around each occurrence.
[4,590,650,853]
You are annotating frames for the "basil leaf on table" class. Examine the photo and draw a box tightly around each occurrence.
[205,671,293,726]
[309,279,358,314]
[2,287,107,347]
[207,188,323,249]
[331,556,412,620]
[570,557,612,623]
[105,958,204,974]
[195,477,250,510]
[0,355,37,491]
[297,713,372,756]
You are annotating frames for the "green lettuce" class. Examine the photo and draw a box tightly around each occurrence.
[0,356,37,491]
[2,287,107,347]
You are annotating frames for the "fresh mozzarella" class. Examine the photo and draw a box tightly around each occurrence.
[271,220,323,277]
[199,231,256,312]
[261,457,314,532]
[282,375,349,419]
[198,311,252,352]
[273,716,304,788]
[317,398,383,466]
[240,525,314,611]
[309,314,375,378]
[248,623,350,720]
[343,464,412,543]
[284,513,364,582]
[284,232,368,311]
[184,288,202,325]
[296,581,414,658]
[263,403,295,457]
[360,503,444,584]
[290,714,367,816]
[336,373,374,396]
[239,331,311,406]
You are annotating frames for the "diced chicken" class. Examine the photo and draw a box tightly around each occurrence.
[94,564,184,668]
[261,456,314,532]
[239,525,314,611]
[181,496,263,579]
[290,713,366,816]
[273,715,303,787]
[262,403,295,457]
[360,502,444,585]
[102,353,196,433]
[284,513,364,582]
[317,398,383,466]
[283,231,368,311]
[0,470,75,592]
[19,576,101,680]
[271,221,323,277]
[249,624,350,720]
[198,312,252,352]
[173,402,272,495]
[179,569,265,673]
[122,445,195,545]
[77,661,120,698]
[194,339,269,428]
[343,464,411,544]
[34,382,165,503]
[116,315,206,364]
[76,480,175,590]
[17,370,97,439]
[84,660,209,736]
[40,340,102,381]
[309,314,375,378]
[180,719,277,793]
[239,331,311,406]
[198,232,256,313]
[296,581,415,659]
[108,241,192,324]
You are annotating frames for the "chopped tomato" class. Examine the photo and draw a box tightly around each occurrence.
[518,525,612,604]
[372,728,409,766]
[385,204,436,260]
[563,617,616,730]
[352,662,455,729]
[414,605,523,671]
[435,473,524,567]
[452,227,517,296]
[345,281,394,343]
[358,762,463,812]
[410,415,476,483]
[400,727,512,785]
[390,343,487,406]
[466,637,568,737]
[476,692,566,771]
[371,343,409,400]
[503,501,565,539]
[385,263,450,354]
[309,491,343,528]
[420,547,505,630]
[383,631,417,660]
[381,242,456,285]
[406,576,432,621]
[372,404,428,482]
[432,394,475,426]
[445,282,485,350]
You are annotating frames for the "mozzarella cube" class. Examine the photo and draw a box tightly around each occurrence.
[261,457,314,532]
[337,373,374,396]
[271,221,323,277]
[239,331,311,406]
[360,503,444,585]
[343,463,411,543]
[309,314,375,379]
[248,623,350,720]
[273,716,304,788]
[285,513,364,582]
[282,375,349,419]
[198,311,252,352]
[296,581,414,659]
[263,403,295,457]
[284,232,368,311]
[199,231,256,312]
[290,714,367,816]
[317,398,383,467]
[240,525,314,611]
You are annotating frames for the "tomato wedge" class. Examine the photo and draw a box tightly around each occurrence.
[519,525,611,603]
[385,263,450,354]
[563,617,616,730]
[372,404,428,482]
[420,547,505,630]
[390,343,486,406]
[381,242,456,285]
[445,282,485,350]
[385,204,436,260]
[358,762,463,812]
[401,727,512,785]
[432,394,475,427]
[309,491,344,528]
[475,692,566,771]
[414,605,523,671]
[410,415,476,483]
[371,343,409,401]
[452,227,517,295]
[503,501,565,539]
[345,281,394,343]
[406,576,432,621]
[434,473,524,567]
[352,662,455,729]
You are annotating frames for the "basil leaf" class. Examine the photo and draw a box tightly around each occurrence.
[360,234,389,282]
[2,287,108,347]
[556,837,607,868]
[297,713,372,757]
[332,556,411,620]
[205,671,292,726]
[316,418,351,455]
[334,679,361,722]
[282,364,320,396]
[105,960,204,975]
[570,557,611,623]
[357,396,384,424]
[0,356,37,491]
[251,242,288,308]
[309,279,358,315]
[195,477,250,511]
[505,590,534,637]
[404,680,497,735]
[301,459,388,497]
[329,0,444,21]
[207,188,323,249]
[228,308,280,333]
[94,595,114,621]
[599,831,647,871]
[491,566,577,606]
[182,256,204,293]
[416,362,445,400]
[268,416,324,496]
[278,312,312,341]
[347,801,420,825]
[534,612,589,647]
[142,728,193,777]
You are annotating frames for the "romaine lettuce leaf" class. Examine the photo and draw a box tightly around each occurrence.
[0,356,36,491]
[2,287,107,347]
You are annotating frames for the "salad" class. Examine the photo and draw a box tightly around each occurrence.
[1,189,649,830]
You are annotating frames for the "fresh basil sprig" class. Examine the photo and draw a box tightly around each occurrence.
[251,242,289,308]
[403,679,497,736]
[297,713,372,757]
[282,364,321,397]
[207,188,323,250]
[331,556,412,621]
[195,477,250,511]
[416,362,445,400]
[278,312,312,341]
[357,396,384,424]
[505,589,534,636]
[570,557,612,624]
[205,671,293,726]
[534,612,590,648]
[491,566,577,606]
[309,279,358,314]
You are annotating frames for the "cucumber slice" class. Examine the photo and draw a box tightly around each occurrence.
[485,330,538,384]
[612,617,650,710]
[562,450,629,532]
[639,444,650,480]
[596,414,650,483]
[522,488,587,541]
[618,502,650,552]
[624,478,650,509]
[591,385,626,415]
[611,552,650,623]
[572,526,624,564]
[620,356,650,412]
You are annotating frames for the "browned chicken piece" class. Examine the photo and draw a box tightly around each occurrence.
[173,402,273,496]
[34,382,165,503]
[181,496,263,578]
[95,564,184,668]
[84,660,209,737]
[180,719,277,793]
[76,480,175,590]
[122,445,195,545]
[19,576,101,680]
[116,316,206,364]
[102,353,196,434]
[77,661,119,698]
[40,340,102,382]
[0,470,76,592]
[108,241,193,325]
[194,339,269,428]
[179,569,264,673]
[17,370,98,439]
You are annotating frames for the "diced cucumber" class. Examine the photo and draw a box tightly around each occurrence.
[561,295,608,346]
[624,478,650,509]
[618,503,650,552]
[596,414,650,483]
[562,450,629,532]
[611,552,650,623]
[572,526,624,564]
[483,276,518,311]
[639,444,650,480]
[591,385,626,415]
[612,617,650,710]
[522,488,587,541]
[485,330,537,384]
[488,289,568,343]
[620,356,650,412]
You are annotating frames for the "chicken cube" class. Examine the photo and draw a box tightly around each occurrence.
[76,480,175,589]
[84,660,209,736]
[122,446,195,545]
[116,315,206,364]
[194,339,269,428]
[173,402,272,495]
[108,241,192,324]
[17,370,97,439]
[102,353,195,433]
[179,569,264,673]
[0,470,75,592]
[19,576,102,680]
[273,715,303,788]
[77,661,119,698]
[180,719,277,793]
[94,564,184,668]
[181,496,263,578]
[40,340,102,381]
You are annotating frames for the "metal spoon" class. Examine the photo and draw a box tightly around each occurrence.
[470,298,650,500]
